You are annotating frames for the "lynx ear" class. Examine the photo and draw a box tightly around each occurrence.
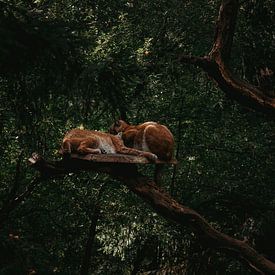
[114,120,120,127]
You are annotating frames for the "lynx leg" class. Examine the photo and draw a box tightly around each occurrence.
[78,147,101,154]
[139,151,158,162]
[111,135,157,161]
[118,146,158,162]
[77,138,101,154]
[61,139,72,155]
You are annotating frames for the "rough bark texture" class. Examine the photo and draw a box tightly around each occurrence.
[28,153,275,274]
[179,0,275,116]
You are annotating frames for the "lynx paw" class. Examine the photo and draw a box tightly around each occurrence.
[60,148,71,156]
[92,148,102,154]
[150,153,158,161]
[142,152,158,162]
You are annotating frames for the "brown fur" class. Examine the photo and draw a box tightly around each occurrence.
[60,128,158,161]
[109,120,174,161]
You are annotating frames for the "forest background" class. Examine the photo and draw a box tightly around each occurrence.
[0,0,274,274]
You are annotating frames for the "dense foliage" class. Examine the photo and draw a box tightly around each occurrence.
[0,0,274,274]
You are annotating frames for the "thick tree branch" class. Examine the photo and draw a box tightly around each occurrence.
[209,0,239,62]
[178,55,209,67]
[28,153,275,274]
[179,0,275,116]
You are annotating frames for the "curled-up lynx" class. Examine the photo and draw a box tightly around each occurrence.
[60,128,158,161]
[109,120,174,161]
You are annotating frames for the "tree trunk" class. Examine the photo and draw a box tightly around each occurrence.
[80,207,100,275]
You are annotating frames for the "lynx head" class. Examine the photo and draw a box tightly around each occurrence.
[109,120,129,135]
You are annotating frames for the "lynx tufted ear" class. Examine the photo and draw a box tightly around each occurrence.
[114,120,120,127]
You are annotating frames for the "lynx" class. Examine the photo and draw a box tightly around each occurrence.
[109,120,174,161]
[60,128,158,161]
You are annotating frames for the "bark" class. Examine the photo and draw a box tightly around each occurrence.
[80,207,100,275]
[80,183,106,275]
[179,0,275,116]
[56,153,177,164]
[28,153,275,274]
[209,0,239,62]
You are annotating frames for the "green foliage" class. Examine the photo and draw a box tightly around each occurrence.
[0,0,274,274]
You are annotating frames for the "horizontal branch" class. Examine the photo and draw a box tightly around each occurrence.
[178,55,209,67]
[28,153,275,274]
[179,54,275,115]
[68,153,177,164]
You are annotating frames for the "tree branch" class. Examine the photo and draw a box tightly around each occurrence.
[179,0,275,116]
[28,153,275,274]
[0,177,43,226]
[209,0,239,62]
[80,182,106,275]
